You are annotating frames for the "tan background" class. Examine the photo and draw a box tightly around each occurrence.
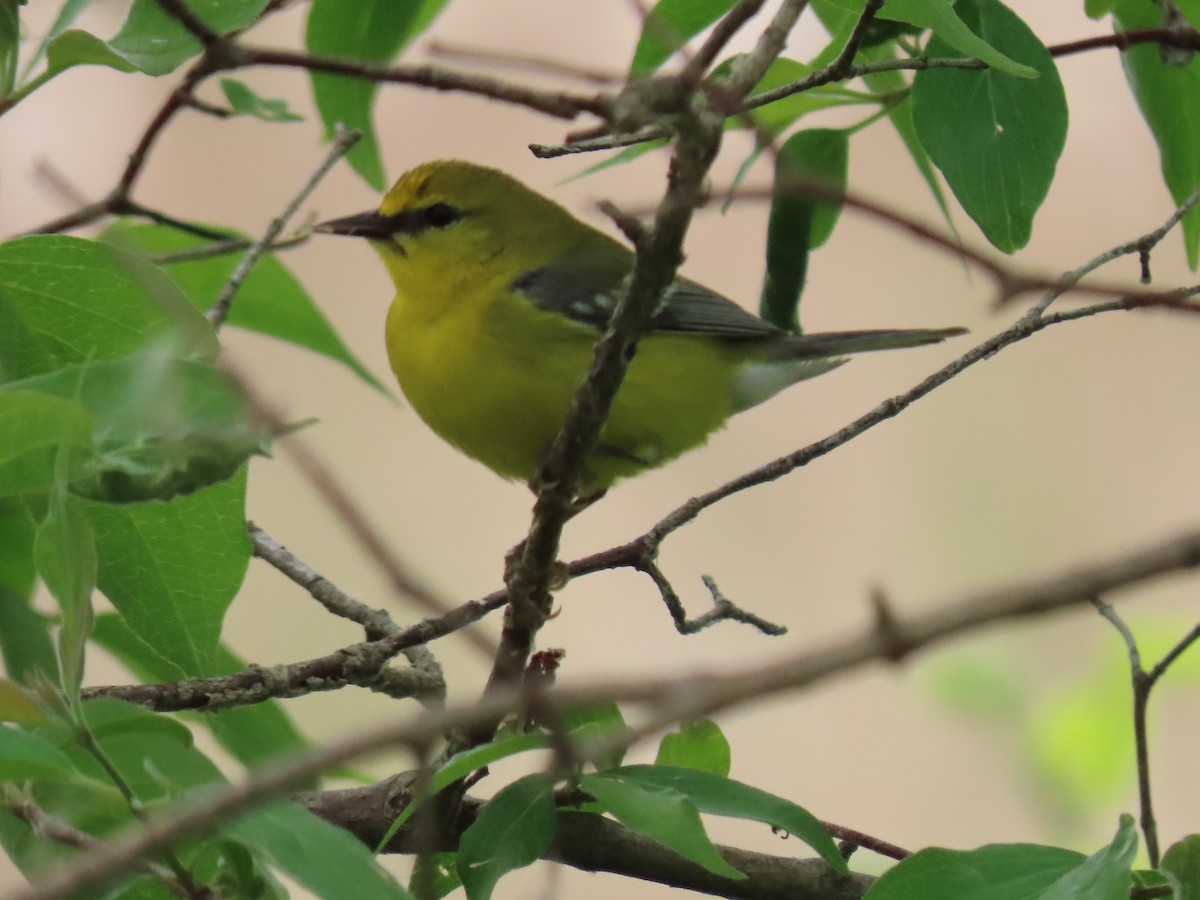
[4,2,1199,896]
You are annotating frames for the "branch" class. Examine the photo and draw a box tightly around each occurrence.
[23,521,1200,900]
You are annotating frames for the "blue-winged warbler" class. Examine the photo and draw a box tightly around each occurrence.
[319,160,962,487]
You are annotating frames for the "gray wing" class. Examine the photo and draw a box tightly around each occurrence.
[511,261,782,340]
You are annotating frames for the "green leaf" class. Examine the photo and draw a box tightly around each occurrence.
[0,0,19,97]
[44,29,139,77]
[880,0,1036,77]
[629,0,736,76]
[18,0,93,81]
[912,0,1067,252]
[1115,0,1200,268]
[410,852,461,899]
[655,719,731,776]
[864,843,1088,898]
[306,0,449,189]
[0,392,92,498]
[92,613,309,768]
[34,488,96,695]
[101,221,387,394]
[106,0,269,76]
[457,775,556,900]
[561,701,628,770]
[0,499,57,687]
[4,354,264,503]
[579,771,744,880]
[229,802,413,900]
[609,765,846,874]
[0,235,217,383]
[0,681,44,724]
[74,468,249,676]
[219,78,304,122]
[737,56,859,136]
[759,128,848,331]
[380,731,552,849]
[1163,835,1200,900]
[1039,815,1137,900]
[0,725,78,782]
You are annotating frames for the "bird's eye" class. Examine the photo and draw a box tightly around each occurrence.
[423,203,461,228]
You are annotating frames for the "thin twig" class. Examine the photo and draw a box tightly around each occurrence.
[207,127,361,328]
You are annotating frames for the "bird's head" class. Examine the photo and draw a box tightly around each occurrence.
[317,160,581,287]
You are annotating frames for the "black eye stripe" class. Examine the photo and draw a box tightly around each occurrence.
[424,202,461,227]
[385,202,464,234]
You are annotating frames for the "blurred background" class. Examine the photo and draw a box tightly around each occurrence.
[4,1,1200,896]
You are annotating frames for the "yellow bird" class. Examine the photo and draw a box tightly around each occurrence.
[319,160,961,488]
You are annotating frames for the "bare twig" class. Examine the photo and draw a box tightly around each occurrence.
[207,127,360,328]
[1091,600,1200,869]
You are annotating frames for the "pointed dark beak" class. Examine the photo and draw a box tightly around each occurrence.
[314,210,396,240]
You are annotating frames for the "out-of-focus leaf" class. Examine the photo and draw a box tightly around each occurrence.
[865,843,1088,898]
[0,499,56,687]
[1039,815,1136,900]
[1163,835,1200,900]
[219,78,304,122]
[0,681,43,724]
[0,726,78,782]
[101,221,387,394]
[306,0,449,189]
[759,128,848,331]
[1115,0,1200,268]
[655,719,731,776]
[4,354,265,503]
[912,0,1067,252]
[0,392,92,498]
[0,0,19,96]
[106,0,268,75]
[34,488,95,695]
[561,701,628,770]
[629,0,736,76]
[456,775,555,900]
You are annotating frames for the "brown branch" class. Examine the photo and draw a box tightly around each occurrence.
[1048,27,1200,58]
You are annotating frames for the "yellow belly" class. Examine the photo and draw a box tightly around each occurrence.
[385,289,737,486]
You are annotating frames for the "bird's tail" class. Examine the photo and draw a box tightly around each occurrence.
[775,327,966,360]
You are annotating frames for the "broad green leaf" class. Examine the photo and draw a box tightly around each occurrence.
[0,725,78,781]
[410,852,461,899]
[1039,815,1136,900]
[75,468,249,676]
[610,765,846,874]
[0,236,217,383]
[380,731,552,849]
[1115,0,1200,268]
[912,0,1067,252]
[655,720,731,776]
[0,0,19,96]
[1085,0,1119,15]
[760,128,848,332]
[456,777,554,900]
[457,775,556,900]
[4,354,264,503]
[219,78,304,122]
[0,392,92,498]
[629,0,736,76]
[579,772,744,880]
[34,488,95,695]
[44,29,139,76]
[92,613,309,768]
[561,701,628,770]
[864,843,1088,898]
[727,55,859,136]
[306,0,449,189]
[192,839,289,900]
[0,500,56,687]
[101,221,387,394]
[106,0,269,75]
[230,802,413,900]
[1163,835,1200,900]
[880,0,1035,76]
[18,0,94,80]
[0,681,42,725]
